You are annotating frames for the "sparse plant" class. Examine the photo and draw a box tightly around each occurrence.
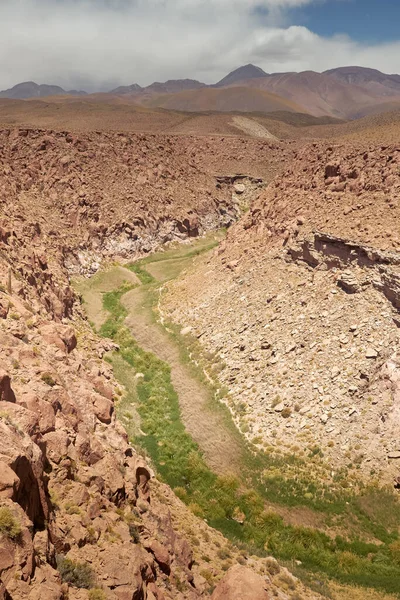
[217,547,231,560]
[0,506,22,540]
[41,372,56,387]
[88,589,106,600]
[265,557,280,575]
[64,503,80,515]
[281,407,292,419]
[56,555,95,589]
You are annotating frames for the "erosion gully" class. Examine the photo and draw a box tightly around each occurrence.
[75,232,400,599]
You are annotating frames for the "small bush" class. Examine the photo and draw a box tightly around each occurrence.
[278,572,296,591]
[0,506,22,540]
[200,568,213,584]
[265,556,280,576]
[129,523,140,544]
[390,540,400,565]
[88,590,106,600]
[65,503,80,515]
[41,372,56,387]
[56,555,95,589]
[281,408,292,419]
[217,547,231,560]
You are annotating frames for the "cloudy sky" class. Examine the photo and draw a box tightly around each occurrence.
[1,0,400,91]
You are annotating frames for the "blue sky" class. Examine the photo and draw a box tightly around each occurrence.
[291,0,400,43]
[0,0,400,90]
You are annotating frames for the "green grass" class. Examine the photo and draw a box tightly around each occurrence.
[99,281,400,596]
[128,263,156,285]
[127,233,223,284]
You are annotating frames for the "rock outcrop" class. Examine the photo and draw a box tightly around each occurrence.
[211,565,271,600]
[163,142,400,484]
[0,126,307,600]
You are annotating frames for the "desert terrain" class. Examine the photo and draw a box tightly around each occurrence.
[1,66,400,600]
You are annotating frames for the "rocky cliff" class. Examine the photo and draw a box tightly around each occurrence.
[0,128,319,600]
[163,142,400,484]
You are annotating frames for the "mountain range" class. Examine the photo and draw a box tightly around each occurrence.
[2,64,400,120]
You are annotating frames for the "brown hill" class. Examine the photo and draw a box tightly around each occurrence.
[144,86,307,114]
[289,108,400,143]
[0,81,86,99]
[226,70,400,119]
[215,64,268,87]
[324,66,400,93]
[3,65,400,121]
[145,79,206,94]
[110,82,143,94]
[0,97,291,138]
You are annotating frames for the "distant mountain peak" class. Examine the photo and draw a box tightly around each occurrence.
[0,81,87,99]
[215,64,268,87]
[110,83,143,95]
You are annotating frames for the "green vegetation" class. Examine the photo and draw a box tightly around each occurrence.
[74,235,400,596]
[56,556,95,589]
[88,590,106,600]
[41,372,56,387]
[129,262,156,285]
[0,506,21,540]
[99,280,400,595]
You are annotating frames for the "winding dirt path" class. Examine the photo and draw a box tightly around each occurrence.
[121,280,242,474]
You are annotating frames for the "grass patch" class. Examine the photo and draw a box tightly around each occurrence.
[98,280,400,596]
[128,263,156,285]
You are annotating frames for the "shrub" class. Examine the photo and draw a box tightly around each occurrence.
[0,506,22,540]
[65,503,80,515]
[265,556,280,576]
[41,372,56,387]
[56,555,95,589]
[217,547,231,560]
[88,590,106,600]
[390,540,400,565]
[337,551,361,574]
[281,408,292,419]
[129,523,140,544]
[278,572,296,590]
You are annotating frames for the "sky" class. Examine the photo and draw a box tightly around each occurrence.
[1,0,400,91]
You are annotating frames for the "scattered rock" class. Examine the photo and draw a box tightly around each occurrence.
[234,183,246,194]
[211,565,272,600]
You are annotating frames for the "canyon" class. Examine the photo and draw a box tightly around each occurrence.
[0,109,400,600]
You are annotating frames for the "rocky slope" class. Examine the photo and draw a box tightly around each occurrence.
[0,127,324,599]
[163,142,400,485]
[0,128,295,280]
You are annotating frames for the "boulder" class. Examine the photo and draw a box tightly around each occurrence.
[42,430,70,464]
[40,323,77,354]
[211,565,272,600]
[92,392,114,424]
[0,415,48,528]
[145,539,171,574]
[0,461,20,499]
[17,394,55,435]
[337,270,360,294]
[234,183,246,194]
[0,371,16,403]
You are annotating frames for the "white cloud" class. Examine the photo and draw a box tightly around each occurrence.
[0,0,400,91]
